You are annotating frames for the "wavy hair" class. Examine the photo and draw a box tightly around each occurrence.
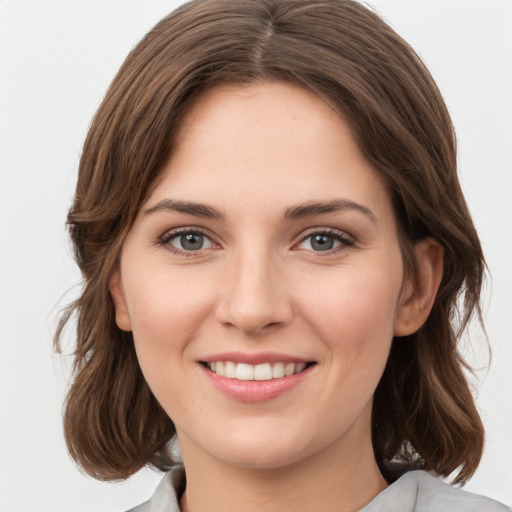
[56,0,485,484]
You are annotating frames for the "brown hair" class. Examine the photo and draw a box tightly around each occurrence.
[56,0,485,484]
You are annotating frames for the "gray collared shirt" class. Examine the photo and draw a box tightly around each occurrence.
[127,465,509,512]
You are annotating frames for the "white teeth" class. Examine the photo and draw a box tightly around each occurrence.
[207,361,309,381]
[254,363,272,381]
[236,363,254,381]
[224,361,236,379]
[284,362,295,377]
[272,362,285,378]
[295,362,306,373]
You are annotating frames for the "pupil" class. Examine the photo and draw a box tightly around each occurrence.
[181,233,203,250]
[311,234,333,251]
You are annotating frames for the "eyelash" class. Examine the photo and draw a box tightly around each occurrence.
[157,227,218,257]
[157,227,355,256]
[294,228,355,254]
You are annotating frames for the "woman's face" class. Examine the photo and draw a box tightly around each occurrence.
[111,81,415,470]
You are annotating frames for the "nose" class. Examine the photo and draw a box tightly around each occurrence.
[215,248,293,335]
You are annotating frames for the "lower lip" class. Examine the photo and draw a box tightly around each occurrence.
[200,364,314,402]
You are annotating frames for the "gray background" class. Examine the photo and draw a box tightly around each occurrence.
[1,1,511,510]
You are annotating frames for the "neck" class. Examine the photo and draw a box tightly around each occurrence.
[178,416,388,512]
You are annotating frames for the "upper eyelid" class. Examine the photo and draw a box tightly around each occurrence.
[296,226,355,242]
[157,225,355,250]
[159,226,215,241]
[158,227,220,257]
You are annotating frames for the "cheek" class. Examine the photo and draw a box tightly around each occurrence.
[299,265,402,430]
[124,267,216,367]
[299,259,403,372]
[309,269,400,334]
[124,269,217,415]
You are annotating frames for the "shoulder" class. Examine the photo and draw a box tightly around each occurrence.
[125,465,185,512]
[362,470,510,512]
[127,502,150,512]
[125,466,509,512]
[413,471,509,512]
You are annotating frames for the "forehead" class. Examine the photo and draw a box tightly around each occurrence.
[172,81,347,159]
[147,81,393,223]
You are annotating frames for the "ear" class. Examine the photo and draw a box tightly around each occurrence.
[109,269,132,332]
[394,238,444,337]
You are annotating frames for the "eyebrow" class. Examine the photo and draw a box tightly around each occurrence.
[283,199,376,223]
[144,199,225,219]
[144,198,376,223]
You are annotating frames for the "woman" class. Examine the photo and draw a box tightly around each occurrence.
[56,0,509,510]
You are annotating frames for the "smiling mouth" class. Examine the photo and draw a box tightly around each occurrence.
[201,361,316,381]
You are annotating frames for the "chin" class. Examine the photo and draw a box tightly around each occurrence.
[198,427,325,470]
[210,444,306,470]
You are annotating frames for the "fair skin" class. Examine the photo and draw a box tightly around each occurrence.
[110,82,442,512]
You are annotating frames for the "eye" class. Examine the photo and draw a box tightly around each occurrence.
[160,228,216,253]
[296,230,354,252]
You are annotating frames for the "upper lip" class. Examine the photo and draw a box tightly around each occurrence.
[199,352,313,365]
